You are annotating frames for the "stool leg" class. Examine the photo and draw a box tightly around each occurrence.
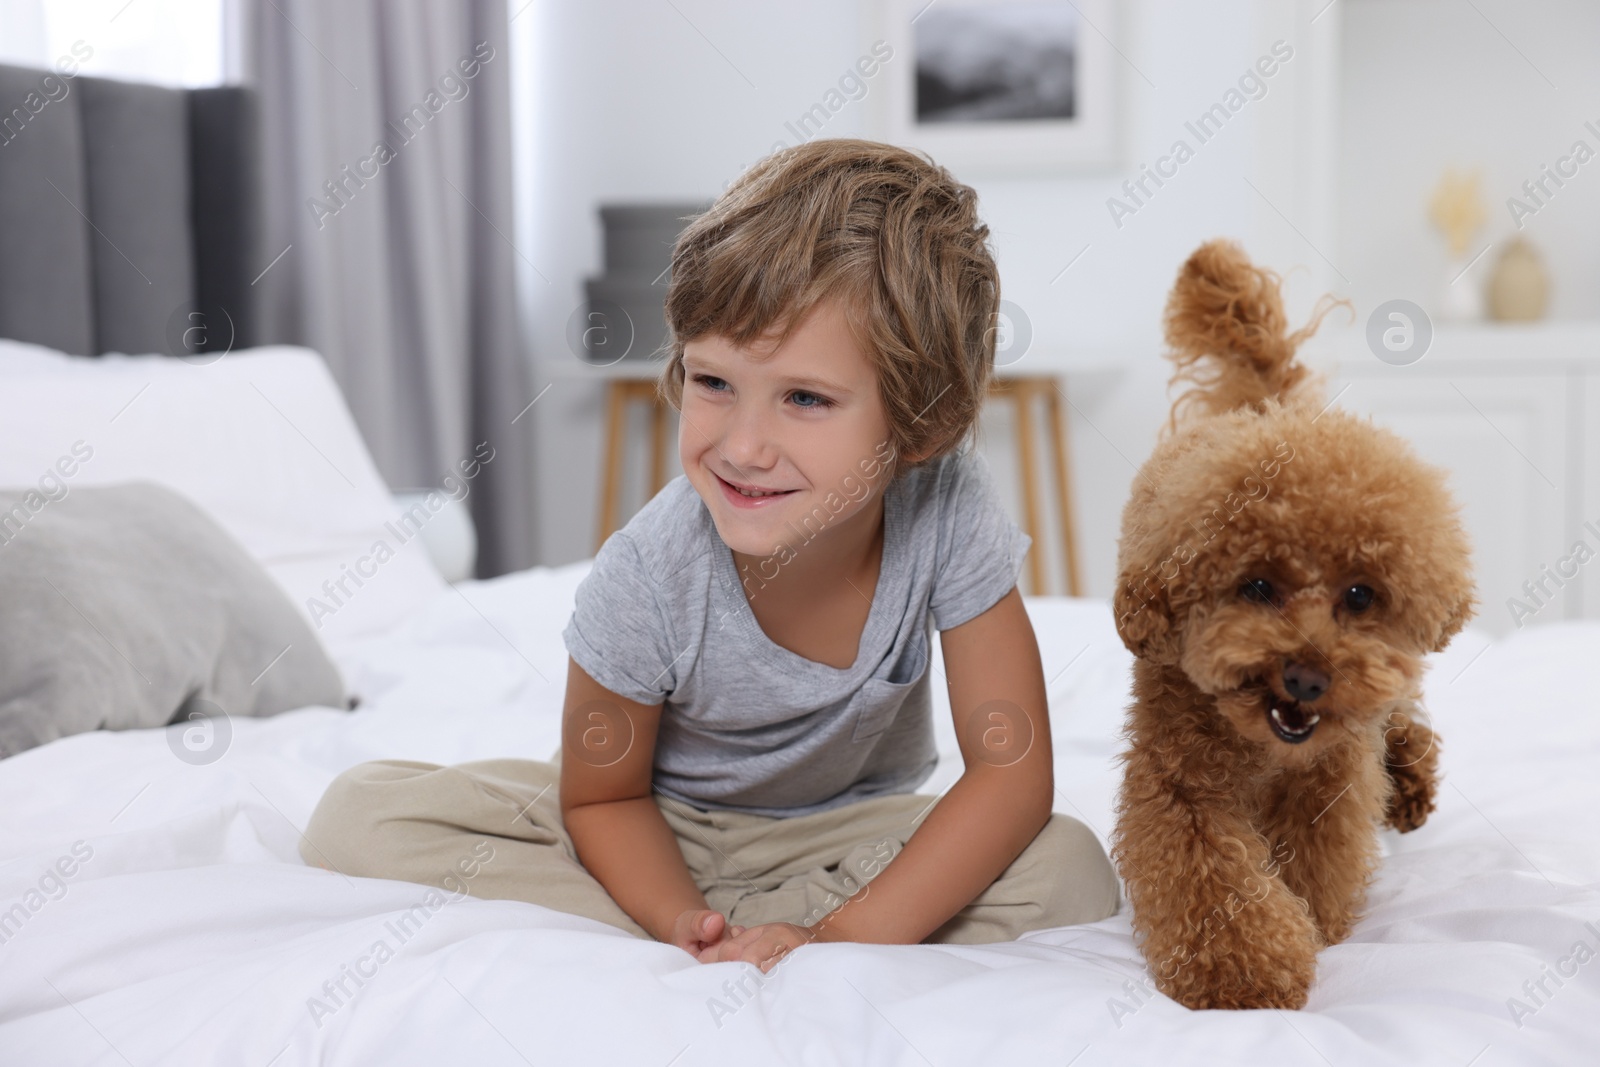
[596,381,627,554]
[649,384,670,496]
[1047,381,1085,597]
[1014,379,1047,596]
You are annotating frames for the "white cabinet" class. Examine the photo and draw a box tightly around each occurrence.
[1311,324,1599,638]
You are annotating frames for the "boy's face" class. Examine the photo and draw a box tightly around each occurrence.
[678,297,897,559]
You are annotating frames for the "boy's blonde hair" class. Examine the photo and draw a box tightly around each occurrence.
[656,138,1000,477]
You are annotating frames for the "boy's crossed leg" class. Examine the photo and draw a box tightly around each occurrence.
[300,757,1119,945]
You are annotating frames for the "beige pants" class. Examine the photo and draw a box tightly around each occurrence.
[299,750,1120,944]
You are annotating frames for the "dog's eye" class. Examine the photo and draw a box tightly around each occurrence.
[1239,578,1275,604]
[1343,584,1375,613]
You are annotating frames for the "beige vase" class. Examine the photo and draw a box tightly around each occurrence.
[1487,237,1549,321]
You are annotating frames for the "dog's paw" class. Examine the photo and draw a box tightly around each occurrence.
[1160,953,1313,1011]
[1383,712,1439,832]
[1384,737,1439,834]
[1149,895,1320,1011]
[1384,781,1435,833]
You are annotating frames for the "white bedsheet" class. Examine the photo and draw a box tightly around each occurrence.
[1,563,1596,1066]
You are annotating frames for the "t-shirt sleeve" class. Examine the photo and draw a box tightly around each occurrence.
[928,447,1033,631]
[561,533,681,705]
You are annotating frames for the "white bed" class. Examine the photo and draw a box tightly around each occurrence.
[1,344,1596,1066]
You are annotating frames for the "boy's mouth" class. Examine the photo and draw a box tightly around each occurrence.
[715,472,798,508]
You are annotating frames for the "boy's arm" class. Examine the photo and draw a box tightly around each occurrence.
[558,656,707,942]
[808,586,1056,945]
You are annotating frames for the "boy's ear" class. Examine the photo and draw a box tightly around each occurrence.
[879,443,917,473]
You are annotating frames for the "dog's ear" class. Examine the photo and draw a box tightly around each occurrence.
[1428,581,1477,653]
[1113,567,1180,663]
[1417,512,1477,652]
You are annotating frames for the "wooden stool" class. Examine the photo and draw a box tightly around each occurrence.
[594,375,1085,598]
[985,375,1085,597]
[595,379,675,554]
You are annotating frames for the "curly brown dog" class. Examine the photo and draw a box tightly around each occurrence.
[1109,239,1476,1011]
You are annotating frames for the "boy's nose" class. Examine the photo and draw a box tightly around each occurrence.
[718,410,778,467]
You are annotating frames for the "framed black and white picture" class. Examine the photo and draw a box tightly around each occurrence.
[871,0,1119,175]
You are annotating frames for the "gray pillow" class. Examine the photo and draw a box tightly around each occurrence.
[0,481,349,758]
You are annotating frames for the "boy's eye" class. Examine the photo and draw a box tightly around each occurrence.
[690,374,833,410]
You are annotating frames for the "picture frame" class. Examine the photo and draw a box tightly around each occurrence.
[869,0,1121,176]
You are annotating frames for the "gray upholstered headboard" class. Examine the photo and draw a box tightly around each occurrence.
[0,64,260,357]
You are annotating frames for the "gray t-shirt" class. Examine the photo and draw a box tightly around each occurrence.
[561,443,1031,818]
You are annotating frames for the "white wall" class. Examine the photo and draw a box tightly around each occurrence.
[1338,0,1600,321]
[0,0,225,87]
[512,0,1344,596]
[0,0,47,66]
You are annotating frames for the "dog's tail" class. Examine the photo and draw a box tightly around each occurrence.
[1162,239,1347,426]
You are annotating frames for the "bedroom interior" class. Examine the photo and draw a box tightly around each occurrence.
[0,0,1596,1064]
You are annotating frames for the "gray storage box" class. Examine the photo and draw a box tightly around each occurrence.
[576,201,709,364]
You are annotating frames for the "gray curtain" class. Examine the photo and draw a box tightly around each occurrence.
[245,0,537,577]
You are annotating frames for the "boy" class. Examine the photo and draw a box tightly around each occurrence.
[302,139,1118,973]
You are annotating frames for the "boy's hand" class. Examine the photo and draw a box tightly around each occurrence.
[707,921,817,973]
[671,908,747,962]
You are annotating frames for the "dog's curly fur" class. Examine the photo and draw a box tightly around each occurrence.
[1109,240,1476,1011]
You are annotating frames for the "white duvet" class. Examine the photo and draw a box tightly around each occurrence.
[1,563,1596,1067]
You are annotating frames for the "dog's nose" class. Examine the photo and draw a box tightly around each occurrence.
[1282,661,1330,703]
